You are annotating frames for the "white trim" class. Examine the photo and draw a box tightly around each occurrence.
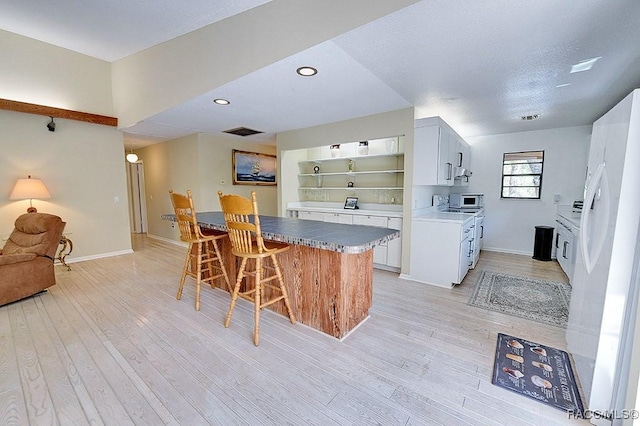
[147,234,187,247]
[481,247,533,256]
[55,249,134,266]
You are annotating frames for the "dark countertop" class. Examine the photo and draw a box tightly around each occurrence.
[162,211,400,254]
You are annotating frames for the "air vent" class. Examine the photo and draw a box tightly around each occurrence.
[520,114,540,121]
[223,127,264,137]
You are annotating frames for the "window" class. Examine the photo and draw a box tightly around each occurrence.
[501,150,544,199]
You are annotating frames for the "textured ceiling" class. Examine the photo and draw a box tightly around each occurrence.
[1,0,640,147]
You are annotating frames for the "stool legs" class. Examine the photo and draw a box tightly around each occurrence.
[224,254,295,346]
[225,257,247,328]
[253,258,262,346]
[272,254,296,325]
[176,238,230,311]
[176,242,194,302]
[210,238,231,292]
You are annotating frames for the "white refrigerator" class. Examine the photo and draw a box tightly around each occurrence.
[567,89,640,424]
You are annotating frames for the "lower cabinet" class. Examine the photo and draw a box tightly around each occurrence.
[323,212,353,224]
[297,210,324,221]
[409,216,474,287]
[289,209,402,271]
[387,218,403,268]
[352,214,401,270]
[555,215,578,281]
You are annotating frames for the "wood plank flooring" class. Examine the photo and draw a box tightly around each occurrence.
[0,235,590,425]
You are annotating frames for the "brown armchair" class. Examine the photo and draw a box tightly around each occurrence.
[0,213,66,306]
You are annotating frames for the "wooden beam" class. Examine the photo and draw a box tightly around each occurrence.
[0,98,118,127]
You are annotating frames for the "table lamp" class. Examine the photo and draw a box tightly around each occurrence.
[9,175,52,213]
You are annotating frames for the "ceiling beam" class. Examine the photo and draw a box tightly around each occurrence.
[0,98,118,127]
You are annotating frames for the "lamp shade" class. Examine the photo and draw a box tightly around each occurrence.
[9,176,51,201]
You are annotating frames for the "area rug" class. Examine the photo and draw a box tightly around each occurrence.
[492,333,584,415]
[468,271,571,328]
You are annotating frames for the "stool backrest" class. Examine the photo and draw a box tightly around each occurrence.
[169,190,204,241]
[217,191,265,254]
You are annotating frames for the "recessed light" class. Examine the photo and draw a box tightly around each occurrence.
[521,114,540,121]
[213,98,230,105]
[296,66,318,76]
[570,57,601,73]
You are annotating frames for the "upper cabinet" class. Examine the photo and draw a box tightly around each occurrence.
[413,117,471,187]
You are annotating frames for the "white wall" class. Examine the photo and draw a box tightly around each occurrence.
[138,133,277,242]
[0,31,132,262]
[0,111,131,260]
[466,126,591,255]
[0,29,114,114]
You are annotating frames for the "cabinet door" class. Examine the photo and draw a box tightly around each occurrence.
[438,127,455,186]
[457,236,472,283]
[387,218,403,268]
[413,125,440,185]
[353,215,389,266]
[323,212,353,224]
[298,211,324,221]
[454,136,471,187]
[352,215,388,228]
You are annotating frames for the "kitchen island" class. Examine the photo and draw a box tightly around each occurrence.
[162,212,399,339]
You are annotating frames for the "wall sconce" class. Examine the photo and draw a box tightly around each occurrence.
[9,175,52,213]
[47,116,56,132]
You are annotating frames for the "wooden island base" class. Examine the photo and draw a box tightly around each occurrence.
[212,237,373,339]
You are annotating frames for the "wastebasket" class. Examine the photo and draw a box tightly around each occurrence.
[533,225,554,261]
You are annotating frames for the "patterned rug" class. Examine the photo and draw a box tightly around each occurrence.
[468,271,571,328]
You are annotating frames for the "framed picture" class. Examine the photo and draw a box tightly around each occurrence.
[232,149,277,185]
[344,196,359,210]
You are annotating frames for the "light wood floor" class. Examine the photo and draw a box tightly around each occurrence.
[0,235,590,425]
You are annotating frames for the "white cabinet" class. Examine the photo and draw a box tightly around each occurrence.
[290,209,402,271]
[458,233,473,283]
[555,215,578,281]
[298,210,324,221]
[323,212,353,224]
[413,117,470,187]
[353,215,392,266]
[409,216,474,287]
[387,217,403,268]
[352,215,388,228]
[453,135,471,187]
[471,214,484,268]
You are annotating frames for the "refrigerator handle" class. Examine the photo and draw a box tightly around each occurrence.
[580,163,609,273]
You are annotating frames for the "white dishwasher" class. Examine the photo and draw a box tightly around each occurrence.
[407,212,475,288]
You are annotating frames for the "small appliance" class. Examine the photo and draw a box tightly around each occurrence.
[450,193,484,209]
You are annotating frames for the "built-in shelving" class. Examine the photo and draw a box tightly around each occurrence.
[298,186,403,190]
[298,152,404,164]
[296,139,405,204]
[298,170,404,177]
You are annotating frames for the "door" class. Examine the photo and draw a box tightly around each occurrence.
[129,161,148,233]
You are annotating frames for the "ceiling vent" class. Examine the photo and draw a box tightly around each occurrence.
[223,126,264,137]
[520,114,540,121]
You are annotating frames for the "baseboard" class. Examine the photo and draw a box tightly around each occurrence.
[481,247,533,257]
[146,234,187,247]
[56,249,134,266]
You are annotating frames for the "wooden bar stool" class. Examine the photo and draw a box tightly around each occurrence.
[169,190,231,311]
[217,190,296,346]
